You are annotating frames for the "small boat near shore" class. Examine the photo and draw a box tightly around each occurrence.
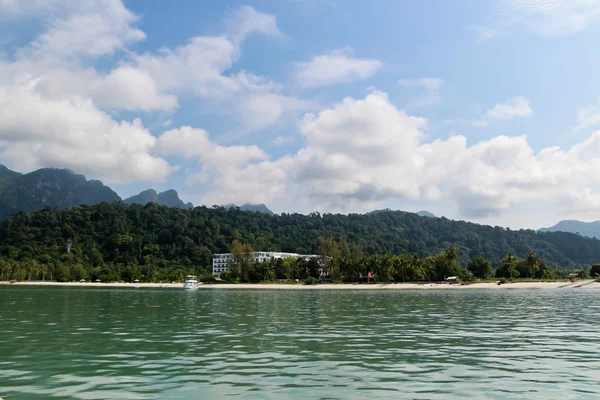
[183,275,200,290]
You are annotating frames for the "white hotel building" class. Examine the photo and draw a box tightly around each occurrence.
[212,252,318,275]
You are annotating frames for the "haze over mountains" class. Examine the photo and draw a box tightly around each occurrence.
[0,165,274,218]
[539,220,600,239]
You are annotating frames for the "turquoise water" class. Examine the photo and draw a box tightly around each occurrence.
[1,287,600,399]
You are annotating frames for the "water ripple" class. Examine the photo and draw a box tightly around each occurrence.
[1,287,600,399]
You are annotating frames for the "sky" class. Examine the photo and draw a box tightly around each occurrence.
[1,0,600,229]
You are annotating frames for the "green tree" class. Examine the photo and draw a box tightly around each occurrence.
[497,253,520,279]
[468,256,493,279]
[590,264,600,279]
[232,240,254,282]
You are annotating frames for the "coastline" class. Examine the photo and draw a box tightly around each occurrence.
[1,280,598,290]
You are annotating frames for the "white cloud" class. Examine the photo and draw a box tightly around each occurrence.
[119,7,305,132]
[189,91,600,221]
[399,77,444,106]
[155,126,267,166]
[235,93,315,134]
[473,96,533,126]
[224,5,283,43]
[18,0,145,59]
[574,103,600,133]
[0,78,173,183]
[91,66,178,112]
[0,1,312,192]
[154,126,279,205]
[475,0,600,40]
[504,0,600,35]
[6,2,600,226]
[485,96,533,119]
[125,6,281,99]
[1,1,306,136]
[294,47,382,89]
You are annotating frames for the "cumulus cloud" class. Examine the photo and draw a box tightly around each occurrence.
[224,5,283,43]
[0,2,298,182]
[294,47,382,89]
[187,91,600,220]
[155,126,268,167]
[3,1,600,224]
[0,1,311,186]
[120,7,306,132]
[91,66,178,112]
[0,78,173,183]
[154,126,284,206]
[19,0,145,58]
[473,96,533,126]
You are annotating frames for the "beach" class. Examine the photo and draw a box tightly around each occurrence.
[1,280,598,289]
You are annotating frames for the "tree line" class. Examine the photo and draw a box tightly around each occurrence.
[218,238,576,284]
[0,202,599,282]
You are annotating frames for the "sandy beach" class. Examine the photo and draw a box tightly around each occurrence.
[2,280,599,290]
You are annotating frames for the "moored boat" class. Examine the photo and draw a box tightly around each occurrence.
[183,275,199,290]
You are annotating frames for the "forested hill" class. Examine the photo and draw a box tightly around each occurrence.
[1,202,599,277]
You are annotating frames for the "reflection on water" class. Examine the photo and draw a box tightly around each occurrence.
[1,287,600,399]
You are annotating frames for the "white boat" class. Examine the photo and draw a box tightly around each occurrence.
[183,275,199,290]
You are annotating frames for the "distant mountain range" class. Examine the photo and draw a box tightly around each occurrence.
[224,203,275,215]
[123,189,193,209]
[539,220,600,239]
[416,210,437,218]
[0,165,274,218]
[0,165,120,219]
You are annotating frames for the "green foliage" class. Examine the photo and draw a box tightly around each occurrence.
[468,256,493,279]
[590,264,600,278]
[304,276,318,285]
[0,202,598,282]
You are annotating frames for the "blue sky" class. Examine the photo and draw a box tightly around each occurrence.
[1,0,600,229]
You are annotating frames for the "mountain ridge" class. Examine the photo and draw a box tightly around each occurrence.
[539,220,600,239]
[0,165,275,218]
[124,189,193,209]
[0,166,120,219]
[224,203,275,215]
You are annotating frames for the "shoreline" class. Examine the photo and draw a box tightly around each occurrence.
[1,280,599,290]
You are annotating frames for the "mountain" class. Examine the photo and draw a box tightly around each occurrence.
[0,165,120,219]
[0,165,20,181]
[124,189,193,209]
[539,220,600,239]
[224,203,275,215]
[157,189,193,209]
[416,210,437,218]
[123,189,158,206]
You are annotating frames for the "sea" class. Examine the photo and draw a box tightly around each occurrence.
[1,286,599,399]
